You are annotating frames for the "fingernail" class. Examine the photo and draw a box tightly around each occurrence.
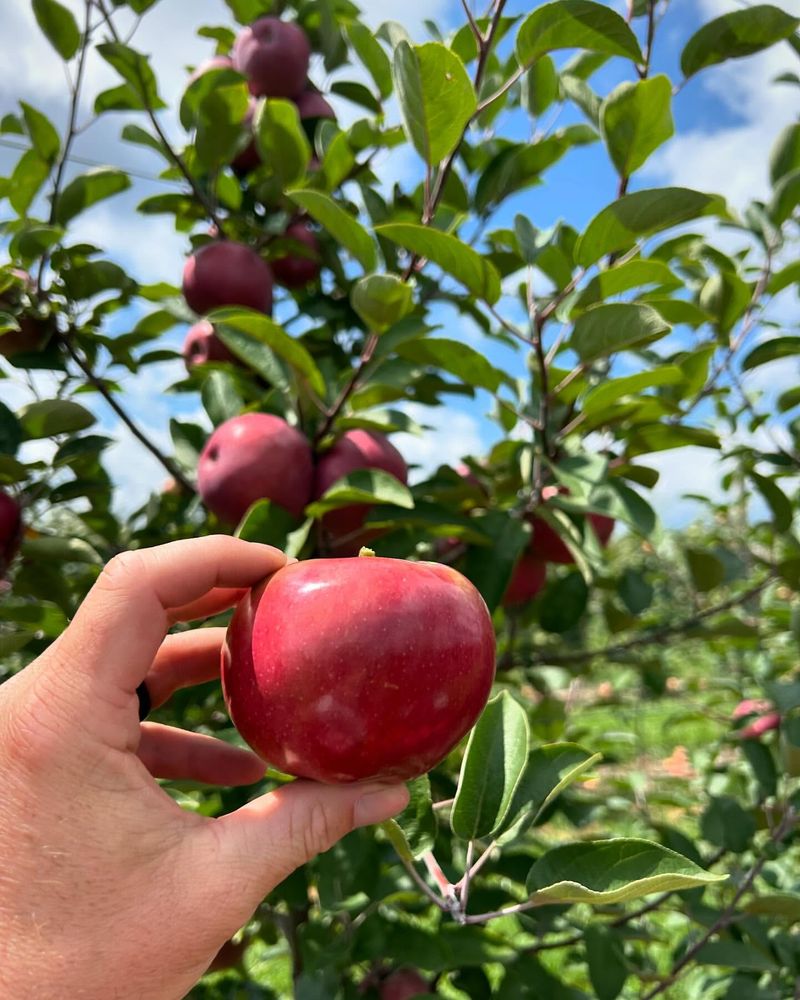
[354,785,410,827]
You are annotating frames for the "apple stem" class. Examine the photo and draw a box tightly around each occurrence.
[422,851,458,908]
[358,547,376,558]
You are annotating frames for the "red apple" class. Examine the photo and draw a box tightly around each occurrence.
[381,968,431,1000]
[222,554,496,783]
[0,489,22,577]
[590,512,615,547]
[182,241,273,316]
[502,552,546,608]
[531,486,615,564]
[198,413,313,524]
[182,320,239,370]
[271,222,320,288]
[733,698,773,720]
[314,430,408,554]
[740,712,781,741]
[294,86,335,121]
[0,270,48,358]
[232,18,310,99]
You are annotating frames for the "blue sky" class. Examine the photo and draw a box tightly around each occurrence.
[1,0,798,524]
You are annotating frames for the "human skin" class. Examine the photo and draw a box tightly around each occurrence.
[0,536,408,1000]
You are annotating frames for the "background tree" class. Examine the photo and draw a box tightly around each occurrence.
[2,0,800,997]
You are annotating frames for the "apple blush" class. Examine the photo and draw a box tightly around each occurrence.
[222,551,496,784]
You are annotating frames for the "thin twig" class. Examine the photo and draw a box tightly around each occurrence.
[396,852,450,912]
[459,0,482,44]
[313,333,378,445]
[60,334,195,494]
[528,576,773,666]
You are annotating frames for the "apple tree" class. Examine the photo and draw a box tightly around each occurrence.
[2,0,800,996]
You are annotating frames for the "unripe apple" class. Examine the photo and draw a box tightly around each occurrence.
[198,413,313,524]
[314,430,408,554]
[182,320,239,370]
[182,241,273,316]
[294,86,335,122]
[380,968,431,1000]
[0,489,22,577]
[187,54,233,86]
[223,554,496,783]
[502,552,547,608]
[232,18,310,99]
[271,222,320,288]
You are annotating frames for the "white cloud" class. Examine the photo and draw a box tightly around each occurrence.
[646,0,800,208]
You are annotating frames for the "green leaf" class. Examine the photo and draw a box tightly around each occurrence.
[573,258,679,311]
[377,223,501,303]
[306,469,414,516]
[451,692,530,840]
[701,796,756,853]
[386,775,436,859]
[582,367,683,415]
[235,498,298,547]
[170,419,205,473]
[576,188,724,267]
[523,56,560,116]
[540,573,589,633]
[32,0,80,59]
[20,102,60,163]
[600,75,674,177]
[194,78,251,171]
[464,511,531,612]
[21,535,102,565]
[517,1,643,67]
[681,5,800,79]
[396,338,507,393]
[526,839,725,905]
[695,940,779,972]
[19,399,96,439]
[351,274,415,333]
[618,567,654,615]
[96,41,165,110]
[685,548,725,593]
[0,401,23,455]
[742,335,800,372]
[287,189,376,272]
[213,309,326,398]
[571,303,671,362]
[330,80,381,114]
[392,41,477,166]
[770,122,800,185]
[585,926,628,1000]
[255,99,311,187]
[751,473,793,533]
[9,149,50,215]
[770,167,800,225]
[745,893,800,922]
[55,168,131,225]
[498,743,600,840]
[346,21,393,99]
[201,370,244,427]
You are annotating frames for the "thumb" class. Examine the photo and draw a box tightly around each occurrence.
[200,780,409,916]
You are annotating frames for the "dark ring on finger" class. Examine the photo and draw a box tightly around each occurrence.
[136,681,152,721]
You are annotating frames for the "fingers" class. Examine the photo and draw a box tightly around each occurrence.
[145,629,227,710]
[50,536,286,698]
[201,780,409,912]
[168,588,248,625]
[137,723,266,786]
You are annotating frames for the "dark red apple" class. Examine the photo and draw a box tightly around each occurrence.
[294,86,335,121]
[198,413,313,524]
[232,98,261,176]
[381,968,431,1000]
[232,18,310,99]
[531,486,615,564]
[271,222,320,288]
[314,430,408,554]
[0,489,22,577]
[222,554,496,783]
[502,552,546,608]
[182,241,273,316]
[590,512,615,547]
[0,270,48,358]
[182,320,239,370]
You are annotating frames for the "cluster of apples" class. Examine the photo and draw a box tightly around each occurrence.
[182,18,327,369]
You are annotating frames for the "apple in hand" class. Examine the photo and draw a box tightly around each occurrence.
[198,413,313,524]
[314,430,408,554]
[182,241,273,316]
[182,320,239,371]
[380,968,431,1000]
[271,222,320,288]
[223,553,496,783]
[232,18,310,99]
[0,490,22,577]
[503,552,546,608]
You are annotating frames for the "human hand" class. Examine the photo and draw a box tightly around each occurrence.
[0,536,409,999]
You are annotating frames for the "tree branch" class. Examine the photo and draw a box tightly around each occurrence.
[527,576,773,666]
[312,333,378,446]
[60,334,195,494]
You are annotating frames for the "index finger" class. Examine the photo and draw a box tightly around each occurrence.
[51,536,286,697]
